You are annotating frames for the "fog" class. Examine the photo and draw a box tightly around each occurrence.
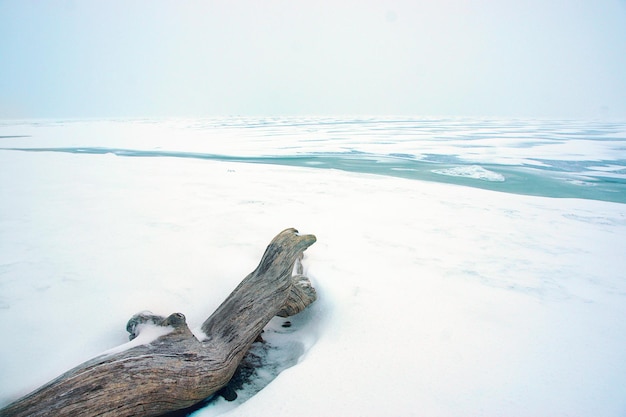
[1,0,625,119]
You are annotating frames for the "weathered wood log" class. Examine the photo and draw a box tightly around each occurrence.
[0,228,317,417]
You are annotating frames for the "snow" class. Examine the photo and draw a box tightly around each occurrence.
[101,320,174,356]
[1,121,626,416]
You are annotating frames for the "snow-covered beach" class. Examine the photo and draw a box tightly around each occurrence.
[1,118,625,416]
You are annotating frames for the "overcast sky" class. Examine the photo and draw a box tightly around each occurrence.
[1,0,625,119]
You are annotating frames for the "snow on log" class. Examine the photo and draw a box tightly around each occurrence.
[0,228,317,417]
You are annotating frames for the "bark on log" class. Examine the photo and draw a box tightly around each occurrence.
[0,228,317,417]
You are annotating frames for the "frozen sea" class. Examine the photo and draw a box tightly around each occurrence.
[0,117,625,416]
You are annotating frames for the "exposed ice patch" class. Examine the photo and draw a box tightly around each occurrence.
[566,179,597,187]
[432,165,505,182]
[586,164,626,172]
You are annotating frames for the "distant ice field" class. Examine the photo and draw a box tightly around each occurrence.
[1,116,625,203]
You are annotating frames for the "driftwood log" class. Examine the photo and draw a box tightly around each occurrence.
[0,228,317,417]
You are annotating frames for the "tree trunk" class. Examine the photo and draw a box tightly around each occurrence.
[0,228,317,417]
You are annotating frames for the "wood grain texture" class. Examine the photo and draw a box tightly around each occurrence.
[0,228,317,417]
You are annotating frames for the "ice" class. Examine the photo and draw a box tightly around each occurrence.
[431,165,506,181]
[3,117,624,202]
[1,119,626,417]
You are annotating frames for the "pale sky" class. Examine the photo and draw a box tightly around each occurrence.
[1,0,625,119]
